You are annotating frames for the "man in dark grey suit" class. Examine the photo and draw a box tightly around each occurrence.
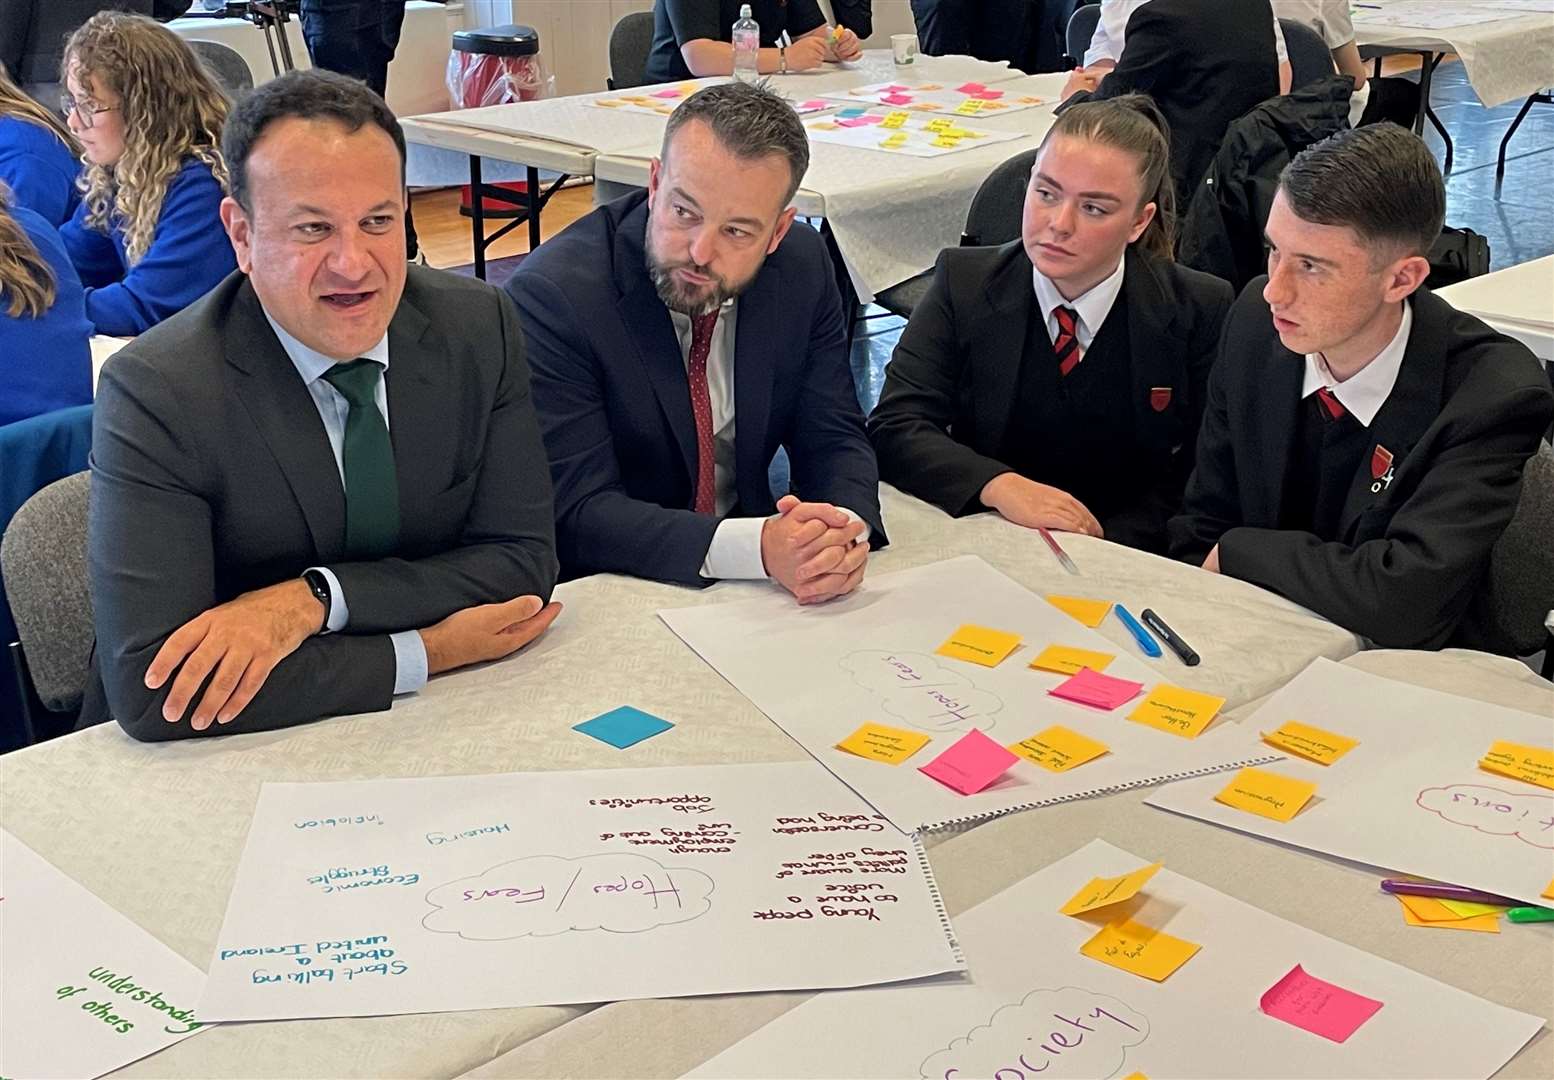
[84,69,560,741]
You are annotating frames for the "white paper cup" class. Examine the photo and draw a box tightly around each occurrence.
[892,34,919,65]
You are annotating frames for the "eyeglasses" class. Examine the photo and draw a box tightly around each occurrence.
[60,95,118,129]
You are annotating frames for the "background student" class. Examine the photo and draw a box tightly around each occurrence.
[0,62,79,228]
[869,95,1232,553]
[57,12,237,336]
[644,0,862,83]
[0,183,92,427]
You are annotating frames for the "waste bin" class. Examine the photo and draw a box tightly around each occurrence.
[445,24,555,216]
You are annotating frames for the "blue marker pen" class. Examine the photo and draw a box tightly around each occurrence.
[1114,604,1162,658]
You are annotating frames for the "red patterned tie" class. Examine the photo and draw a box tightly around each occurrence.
[1315,386,1346,420]
[1053,305,1083,376]
[686,310,720,514]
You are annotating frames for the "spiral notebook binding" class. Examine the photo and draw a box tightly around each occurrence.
[913,752,1283,836]
[909,833,967,968]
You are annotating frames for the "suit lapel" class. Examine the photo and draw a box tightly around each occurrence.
[615,208,699,490]
[733,267,778,512]
[383,290,453,553]
[224,280,347,561]
[1121,250,1189,450]
[1256,336,1305,526]
[971,243,1037,451]
[1336,298,1444,533]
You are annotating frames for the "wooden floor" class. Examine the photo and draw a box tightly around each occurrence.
[413,183,597,270]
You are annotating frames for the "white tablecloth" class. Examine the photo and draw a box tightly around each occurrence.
[1437,253,1554,364]
[0,488,1363,1077]
[457,648,1554,1080]
[1353,3,1554,107]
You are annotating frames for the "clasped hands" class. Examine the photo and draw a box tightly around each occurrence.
[145,581,561,732]
[760,494,870,605]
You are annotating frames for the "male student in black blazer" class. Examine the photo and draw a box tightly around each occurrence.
[85,71,561,741]
[870,95,1231,553]
[1170,124,1554,650]
[508,81,885,601]
[1059,0,1283,204]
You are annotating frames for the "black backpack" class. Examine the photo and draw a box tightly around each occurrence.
[1427,226,1492,287]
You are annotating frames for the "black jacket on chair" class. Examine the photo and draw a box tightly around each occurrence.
[1059,0,1281,205]
[1169,282,1554,650]
[1178,76,1354,293]
[868,241,1233,552]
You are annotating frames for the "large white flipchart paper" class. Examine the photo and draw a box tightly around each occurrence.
[687,839,1544,1080]
[0,830,209,1080]
[1147,659,1554,906]
[659,556,1275,833]
[196,762,964,1021]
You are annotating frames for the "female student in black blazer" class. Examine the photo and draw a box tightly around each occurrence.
[868,95,1233,553]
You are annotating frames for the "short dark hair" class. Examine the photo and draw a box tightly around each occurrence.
[661,80,810,204]
[221,69,406,211]
[1278,123,1445,259]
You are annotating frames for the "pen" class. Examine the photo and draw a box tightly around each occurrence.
[1037,528,1079,575]
[1380,880,1521,906]
[1507,906,1554,923]
[1140,608,1200,667]
[1113,604,1162,658]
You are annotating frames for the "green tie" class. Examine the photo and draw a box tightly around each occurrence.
[322,359,400,559]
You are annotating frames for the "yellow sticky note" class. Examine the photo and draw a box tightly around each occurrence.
[595,98,624,107]
[1123,1075,1148,1080]
[1080,919,1201,981]
[880,133,908,149]
[1478,741,1554,790]
[836,722,931,765]
[1543,877,1554,901]
[1261,721,1358,766]
[936,624,1021,667]
[881,114,908,130]
[1047,595,1112,627]
[1396,894,1464,922]
[1059,862,1161,916]
[1438,899,1507,919]
[1397,896,1500,933]
[1029,645,1115,676]
[932,135,964,149]
[811,121,840,131]
[925,118,955,132]
[947,127,985,138]
[1010,725,1109,773]
[1213,767,1317,823]
[955,99,984,115]
[1128,684,1226,739]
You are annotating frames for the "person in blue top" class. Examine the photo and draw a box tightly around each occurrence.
[0,183,92,426]
[0,63,80,227]
[58,12,236,337]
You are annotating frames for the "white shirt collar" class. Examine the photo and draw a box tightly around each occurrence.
[1032,254,1127,339]
[263,309,390,386]
[1300,301,1412,427]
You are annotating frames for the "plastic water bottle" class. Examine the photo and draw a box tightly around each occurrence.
[732,5,760,83]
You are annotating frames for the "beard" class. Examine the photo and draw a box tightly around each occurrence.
[645,225,759,316]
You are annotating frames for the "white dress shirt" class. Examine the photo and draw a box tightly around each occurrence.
[1031,254,1128,354]
[265,312,428,695]
[1272,0,1370,126]
[1300,301,1413,427]
[1085,0,1288,67]
[667,301,868,580]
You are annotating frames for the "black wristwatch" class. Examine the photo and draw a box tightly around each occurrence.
[302,568,332,633]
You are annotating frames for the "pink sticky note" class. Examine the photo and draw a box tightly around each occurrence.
[884,83,911,92]
[1261,965,1384,1044]
[799,99,829,110]
[919,730,1019,795]
[955,82,987,94]
[881,92,914,105]
[857,113,885,124]
[1049,668,1145,711]
[651,88,682,99]
[836,117,873,128]
[972,89,1005,100]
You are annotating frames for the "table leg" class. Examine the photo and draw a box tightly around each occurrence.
[528,166,543,251]
[470,154,486,281]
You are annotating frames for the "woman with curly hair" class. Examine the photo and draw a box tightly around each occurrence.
[58,12,237,336]
[0,182,92,425]
[0,62,80,227]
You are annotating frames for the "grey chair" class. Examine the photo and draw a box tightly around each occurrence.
[1065,3,1102,66]
[188,39,255,96]
[1483,439,1554,675]
[873,147,1039,320]
[607,11,656,91]
[1,472,94,740]
[1280,19,1336,91]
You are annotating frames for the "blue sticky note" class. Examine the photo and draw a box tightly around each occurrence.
[838,107,867,118]
[573,706,674,749]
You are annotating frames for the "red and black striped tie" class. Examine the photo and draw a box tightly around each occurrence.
[1053,305,1083,376]
[1315,386,1346,420]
